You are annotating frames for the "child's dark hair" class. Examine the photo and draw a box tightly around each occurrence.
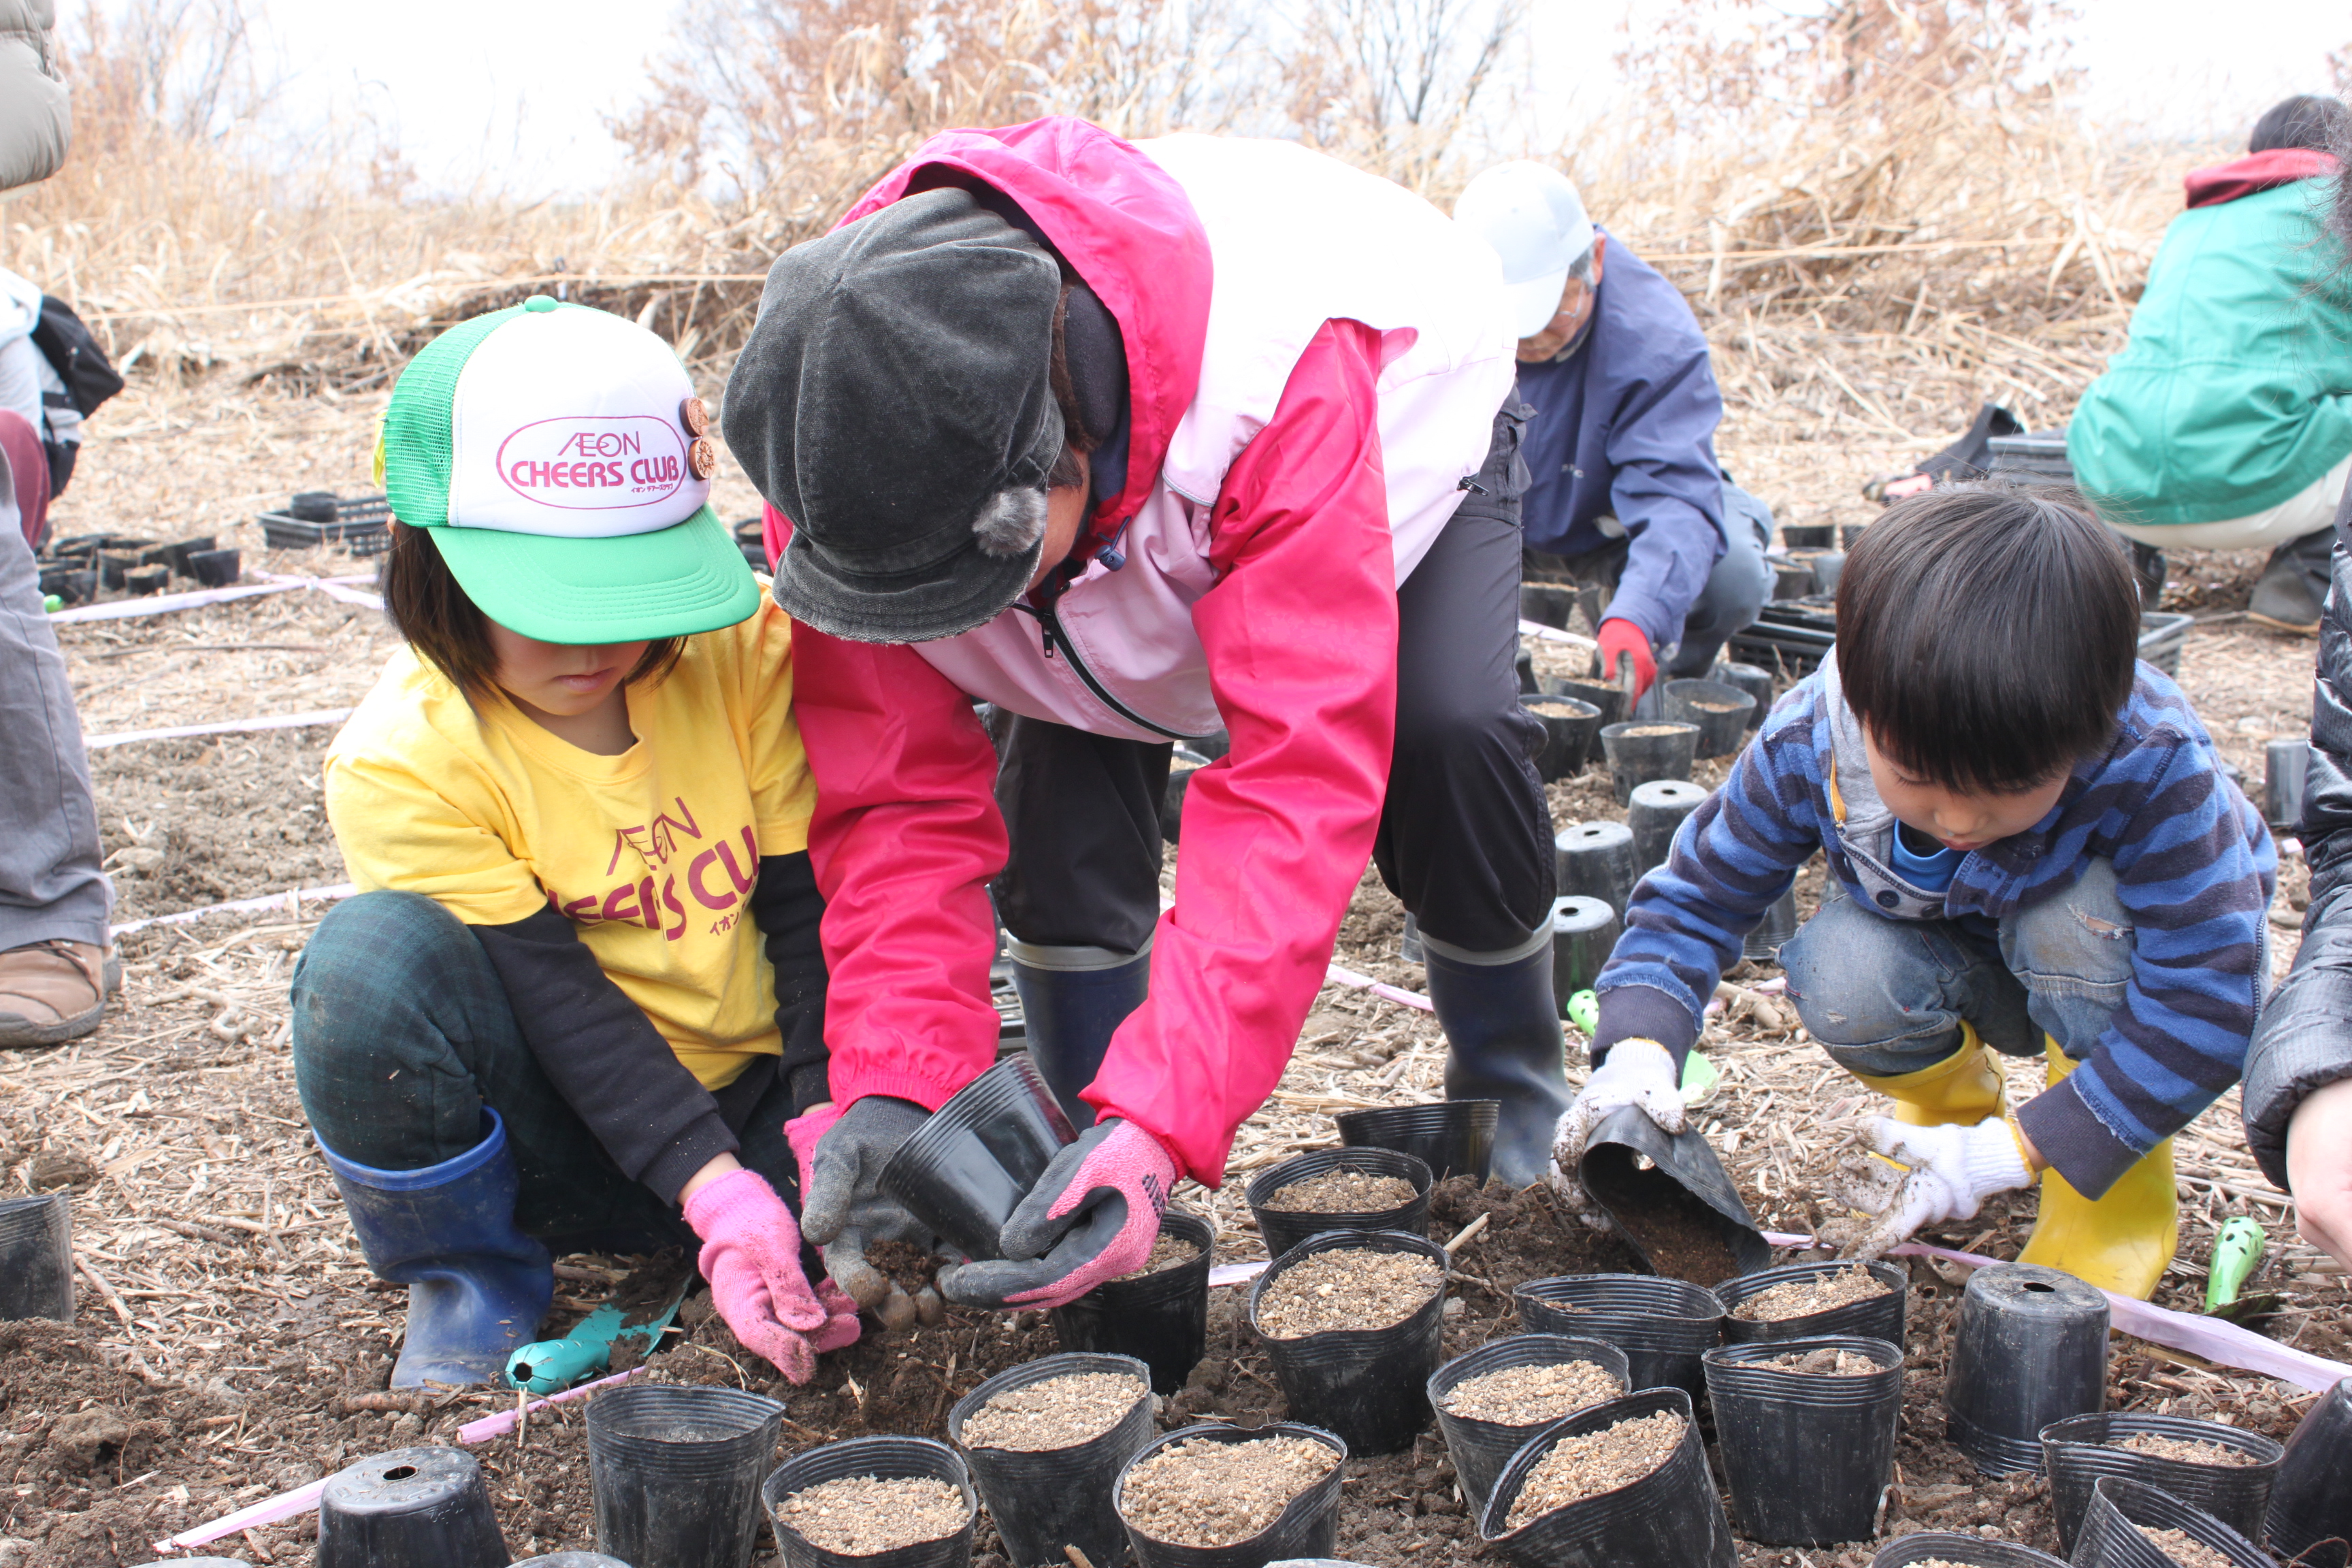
[379,521,683,701]
[1835,484,2140,795]
[2251,94,2347,154]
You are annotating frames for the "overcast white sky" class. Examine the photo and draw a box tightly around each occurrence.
[240,0,2349,197]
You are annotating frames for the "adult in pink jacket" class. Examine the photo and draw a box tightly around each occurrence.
[725,118,1564,1309]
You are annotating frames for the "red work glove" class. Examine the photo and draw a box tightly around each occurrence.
[683,1167,861,1382]
[936,1119,1177,1311]
[1596,618,1656,702]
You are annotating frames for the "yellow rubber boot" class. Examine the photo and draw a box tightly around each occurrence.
[2016,1036,2178,1300]
[1846,1022,2007,1127]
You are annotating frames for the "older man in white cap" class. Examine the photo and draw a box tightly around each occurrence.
[1456,161,1771,706]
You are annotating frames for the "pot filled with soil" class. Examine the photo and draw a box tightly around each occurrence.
[187,546,242,587]
[1520,584,1577,630]
[587,1383,787,1568]
[1573,1105,1771,1286]
[1701,1335,1904,1546]
[1243,1148,1432,1259]
[1550,896,1620,1004]
[1512,1274,1725,1399]
[1661,680,1754,758]
[1781,523,1835,550]
[2038,1413,2282,1556]
[1711,662,1774,730]
[881,1054,1077,1261]
[1599,721,1699,806]
[1477,1386,1734,1568]
[1523,696,1602,781]
[1335,1100,1497,1186]
[2069,1476,2274,1568]
[948,1352,1156,1568]
[1867,1537,2068,1567]
[1555,821,1638,914]
[1548,675,1626,730]
[0,1193,74,1321]
[2268,1374,2352,1568]
[316,1446,509,1568]
[1113,1422,1348,1568]
[1716,1260,1906,1346]
[1626,780,1708,878]
[766,1435,979,1568]
[1428,1334,1631,1516]
[1944,1263,2108,1476]
[1049,1207,1216,1394]
[1250,1230,1450,1454]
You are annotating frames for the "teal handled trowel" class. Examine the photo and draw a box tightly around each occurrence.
[505,1284,689,1394]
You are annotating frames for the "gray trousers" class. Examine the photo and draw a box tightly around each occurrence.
[0,451,108,949]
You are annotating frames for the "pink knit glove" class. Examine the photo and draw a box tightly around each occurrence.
[785,1104,840,1215]
[683,1168,858,1382]
[937,1119,1177,1311]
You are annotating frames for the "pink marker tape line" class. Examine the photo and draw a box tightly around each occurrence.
[1324,963,1435,1014]
[152,1369,645,1553]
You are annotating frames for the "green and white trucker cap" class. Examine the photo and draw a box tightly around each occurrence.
[378,295,759,643]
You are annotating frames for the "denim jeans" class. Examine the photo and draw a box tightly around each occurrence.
[289,890,799,1251]
[1780,860,2141,1077]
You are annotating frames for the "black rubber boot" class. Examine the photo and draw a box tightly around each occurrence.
[1420,929,1572,1188]
[2249,526,2333,634]
[1007,940,1149,1130]
[2128,540,2166,609]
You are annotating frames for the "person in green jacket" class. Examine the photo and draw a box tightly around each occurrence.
[2070,95,2352,633]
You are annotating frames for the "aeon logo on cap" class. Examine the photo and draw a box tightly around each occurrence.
[497,416,688,510]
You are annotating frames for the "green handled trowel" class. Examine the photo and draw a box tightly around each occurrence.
[505,1284,689,1394]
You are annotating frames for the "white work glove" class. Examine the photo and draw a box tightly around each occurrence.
[1827,1117,2034,1260]
[1548,1039,1686,1231]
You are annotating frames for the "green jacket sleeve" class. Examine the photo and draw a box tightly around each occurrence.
[0,1,70,193]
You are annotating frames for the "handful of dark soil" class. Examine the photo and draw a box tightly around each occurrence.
[1264,1167,1418,1213]
[1111,1232,1203,1282]
[2136,1524,2234,1568]
[1441,1362,1619,1424]
[2110,1431,2256,1466]
[777,1475,970,1553]
[1504,1411,1686,1526]
[1751,1347,1880,1377]
[959,1371,1147,1452]
[1254,1248,1442,1338]
[1731,1267,1891,1321]
[1118,1436,1336,1546]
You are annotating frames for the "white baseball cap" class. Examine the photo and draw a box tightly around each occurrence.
[378,296,758,643]
[1454,161,1597,339]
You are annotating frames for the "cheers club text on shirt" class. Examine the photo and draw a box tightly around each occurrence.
[546,795,755,940]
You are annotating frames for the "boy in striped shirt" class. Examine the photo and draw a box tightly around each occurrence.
[1552,485,2275,1298]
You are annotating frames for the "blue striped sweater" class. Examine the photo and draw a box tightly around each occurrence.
[1595,662,2276,1197]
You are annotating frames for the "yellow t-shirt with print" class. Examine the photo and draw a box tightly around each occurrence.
[323,599,815,1090]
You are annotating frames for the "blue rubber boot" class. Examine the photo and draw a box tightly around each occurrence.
[1420,926,1572,1189]
[1008,939,1151,1130]
[316,1107,553,1388]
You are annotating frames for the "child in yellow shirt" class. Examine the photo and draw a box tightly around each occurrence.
[295,296,857,1388]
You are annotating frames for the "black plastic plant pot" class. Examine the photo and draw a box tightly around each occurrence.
[1712,662,1774,730]
[1049,1207,1216,1395]
[1337,1100,1498,1186]
[1162,749,1213,845]
[125,566,169,595]
[2266,736,2310,836]
[0,1193,74,1322]
[2038,1411,2282,1554]
[291,490,342,522]
[1661,680,1754,758]
[97,551,140,589]
[141,534,215,576]
[1245,1148,1433,1260]
[1772,562,1815,600]
[186,547,241,587]
[1428,1334,1631,1517]
[1714,1259,1907,1346]
[1250,1230,1449,1455]
[1555,821,1637,915]
[1781,523,1835,549]
[2070,1475,2274,1568]
[588,1383,786,1568]
[1626,780,1708,879]
[766,1435,978,1568]
[2268,1375,2352,1568]
[1512,1275,1725,1399]
[1476,1386,1734,1568]
[1522,696,1601,783]
[881,1054,1077,1261]
[1550,676,1625,731]
[1599,721,1699,807]
[316,1446,509,1568]
[1866,1535,2066,1567]
[949,1351,1155,1568]
[1810,552,1847,595]
[513,1558,632,1567]
[46,566,95,605]
[1576,1105,1771,1288]
[1943,1262,2108,1477]
[1113,1422,1348,1568]
[1516,644,1537,696]
[1701,1335,1902,1546]
[1742,887,1799,962]
[1550,896,1619,1007]
[1520,583,1576,630]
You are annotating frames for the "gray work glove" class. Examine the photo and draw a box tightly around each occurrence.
[789,1095,936,1310]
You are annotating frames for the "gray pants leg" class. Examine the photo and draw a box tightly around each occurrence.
[0,470,108,949]
[1663,481,1775,679]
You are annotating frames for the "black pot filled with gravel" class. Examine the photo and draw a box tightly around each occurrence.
[1476,1386,1734,1568]
[1715,1260,1906,1346]
[2039,1413,2283,1557]
[1243,1148,1433,1259]
[766,1435,979,1568]
[947,1352,1156,1568]
[1428,1334,1630,1517]
[1335,1100,1497,1186]
[1113,1422,1348,1568]
[1049,1207,1216,1395]
[2068,1475,2275,1568]
[1513,1274,1725,1399]
[1701,1335,1904,1546]
[1250,1230,1450,1455]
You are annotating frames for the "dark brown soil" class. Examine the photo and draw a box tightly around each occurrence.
[1254,1250,1442,1338]
[777,1475,970,1553]
[1110,1232,1203,1282]
[1439,1361,1620,1424]
[1502,1411,1684,1526]
[2137,1524,2233,1568]
[2111,1431,2257,1466]
[958,1371,1145,1452]
[1732,1267,1892,1321]
[1117,1435,1335,1547]
[1752,1347,1881,1377]
[1264,1169,1418,1214]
